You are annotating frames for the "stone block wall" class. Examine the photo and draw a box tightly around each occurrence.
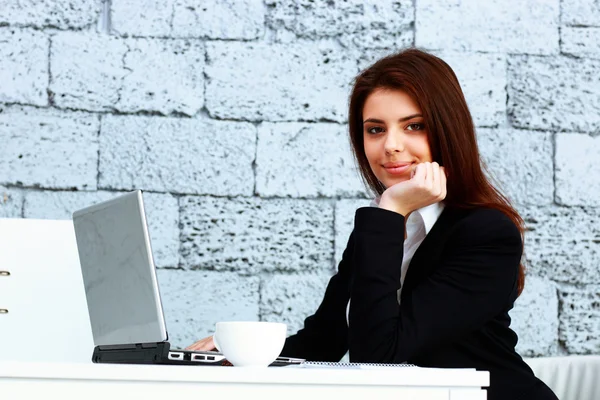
[1,0,598,357]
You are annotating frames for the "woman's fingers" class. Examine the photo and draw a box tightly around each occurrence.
[185,336,215,351]
[426,162,433,184]
[412,162,427,182]
[432,162,440,191]
[440,166,448,200]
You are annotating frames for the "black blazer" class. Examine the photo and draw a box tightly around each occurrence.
[282,206,557,400]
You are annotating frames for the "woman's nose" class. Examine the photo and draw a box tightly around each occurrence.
[384,131,405,154]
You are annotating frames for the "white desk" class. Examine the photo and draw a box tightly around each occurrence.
[0,361,488,399]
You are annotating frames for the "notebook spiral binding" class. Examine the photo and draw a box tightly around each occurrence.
[303,361,415,368]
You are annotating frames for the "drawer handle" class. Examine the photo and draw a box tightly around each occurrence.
[0,271,10,277]
[0,309,8,314]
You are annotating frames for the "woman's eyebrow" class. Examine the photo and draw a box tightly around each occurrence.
[363,114,423,124]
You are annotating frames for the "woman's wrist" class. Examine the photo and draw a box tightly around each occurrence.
[378,195,410,216]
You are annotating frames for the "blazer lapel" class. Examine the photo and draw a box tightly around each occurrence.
[401,206,465,297]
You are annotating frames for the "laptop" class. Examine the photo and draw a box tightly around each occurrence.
[72,190,303,367]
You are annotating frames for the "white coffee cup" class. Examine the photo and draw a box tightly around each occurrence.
[213,321,287,367]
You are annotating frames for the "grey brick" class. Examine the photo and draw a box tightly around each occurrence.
[562,0,600,27]
[337,29,413,54]
[438,53,506,128]
[110,0,173,37]
[260,273,332,335]
[0,107,98,190]
[23,190,115,219]
[156,269,260,349]
[334,199,372,267]
[0,29,48,106]
[558,284,600,354]
[23,190,179,268]
[508,55,600,132]
[112,0,264,40]
[180,197,334,275]
[50,32,128,111]
[172,0,264,39]
[0,186,23,218]
[562,27,600,60]
[205,41,357,122]
[510,276,559,357]
[0,0,100,29]
[416,0,559,54]
[267,0,413,51]
[520,206,600,284]
[477,129,554,206]
[142,192,180,268]
[99,115,256,196]
[119,39,204,115]
[256,122,367,198]
[51,33,204,115]
[556,133,600,206]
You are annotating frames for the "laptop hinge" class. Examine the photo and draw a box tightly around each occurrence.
[93,342,170,364]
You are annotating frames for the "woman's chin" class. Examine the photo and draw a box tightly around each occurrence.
[381,176,410,188]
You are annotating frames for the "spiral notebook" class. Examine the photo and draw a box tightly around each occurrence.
[288,361,416,369]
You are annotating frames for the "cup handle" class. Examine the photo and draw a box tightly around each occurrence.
[212,334,221,352]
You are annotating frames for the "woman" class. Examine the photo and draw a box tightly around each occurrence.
[188,49,557,400]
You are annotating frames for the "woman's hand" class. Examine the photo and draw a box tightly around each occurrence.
[185,335,217,351]
[378,162,447,217]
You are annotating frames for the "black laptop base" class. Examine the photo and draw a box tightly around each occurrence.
[92,342,226,366]
[92,342,304,367]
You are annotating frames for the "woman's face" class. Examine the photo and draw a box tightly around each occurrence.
[362,88,433,189]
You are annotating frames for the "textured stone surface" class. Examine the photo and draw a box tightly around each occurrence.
[256,122,367,197]
[477,129,554,206]
[267,0,414,51]
[558,284,600,354]
[509,276,559,357]
[0,0,100,29]
[520,206,600,284]
[157,269,260,349]
[334,199,372,266]
[0,107,98,190]
[0,186,23,218]
[0,29,48,106]
[23,190,115,219]
[556,133,600,206]
[23,190,179,268]
[118,39,204,115]
[180,197,334,275]
[205,41,357,122]
[260,273,332,335]
[508,55,600,132]
[111,0,264,39]
[99,115,256,196]
[110,0,172,37]
[50,32,128,111]
[562,27,600,59]
[438,53,506,127]
[416,0,559,54]
[172,0,264,39]
[562,0,600,27]
[51,33,204,115]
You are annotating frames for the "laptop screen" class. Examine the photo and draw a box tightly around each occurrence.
[72,190,168,346]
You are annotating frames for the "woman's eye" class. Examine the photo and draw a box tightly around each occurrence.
[366,126,384,134]
[406,123,425,131]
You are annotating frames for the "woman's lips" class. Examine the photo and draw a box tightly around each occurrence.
[383,162,412,175]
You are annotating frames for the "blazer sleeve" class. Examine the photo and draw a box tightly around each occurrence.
[279,233,354,361]
[348,206,522,363]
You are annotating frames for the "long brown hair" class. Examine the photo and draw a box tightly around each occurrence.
[348,48,526,296]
